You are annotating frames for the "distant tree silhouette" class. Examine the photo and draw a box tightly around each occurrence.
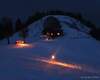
[26,12,45,26]
[15,18,23,32]
[90,28,100,40]
[42,16,64,39]
[0,23,4,40]
[1,17,13,44]
[25,11,96,30]
[24,10,98,40]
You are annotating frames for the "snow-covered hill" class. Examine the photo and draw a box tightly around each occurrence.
[0,15,100,80]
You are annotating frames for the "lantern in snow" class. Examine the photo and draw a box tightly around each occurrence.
[51,33,53,36]
[46,32,50,35]
[57,32,60,36]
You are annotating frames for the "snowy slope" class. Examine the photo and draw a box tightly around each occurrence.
[0,15,100,80]
[0,15,91,44]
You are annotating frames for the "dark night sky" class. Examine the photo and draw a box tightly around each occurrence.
[0,0,100,27]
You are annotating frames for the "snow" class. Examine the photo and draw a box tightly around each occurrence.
[0,15,100,80]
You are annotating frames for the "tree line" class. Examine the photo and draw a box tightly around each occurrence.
[23,10,100,41]
[0,17,28,44]
[0,10,100,44]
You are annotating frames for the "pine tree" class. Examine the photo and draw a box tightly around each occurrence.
[1,17,13,44]
[42,16,64,39]
[15,18,22,32]
[90,28,100,40]
[0,23,4,40]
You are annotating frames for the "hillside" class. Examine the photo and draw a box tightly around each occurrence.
[0,15,100,80]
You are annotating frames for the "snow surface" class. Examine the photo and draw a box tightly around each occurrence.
[0,15,100,80]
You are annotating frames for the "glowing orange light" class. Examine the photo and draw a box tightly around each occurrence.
[36,58,82,70]
[16,40,24,45]
[15,40,32,48]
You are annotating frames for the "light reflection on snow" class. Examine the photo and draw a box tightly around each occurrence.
[44,38,54,42]
[35,57,82,70]
[12,40,33,48]
[15,43,33,48]
[19,55,100,74]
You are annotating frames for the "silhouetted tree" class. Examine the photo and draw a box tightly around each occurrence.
[26,12,45,26]
[24,10,97,40]
[15,18,23,32]
[1,17,13,44]
[90,28,100,40]
[42,16,64,39]
[0,23,4,40]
